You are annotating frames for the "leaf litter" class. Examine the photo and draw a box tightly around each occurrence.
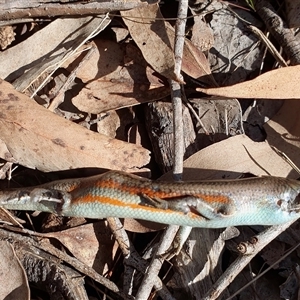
[0,1,299,299]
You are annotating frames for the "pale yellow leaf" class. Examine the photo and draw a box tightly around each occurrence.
[0,79,150,172]
[197,66,300,99]
[162,134,297,180]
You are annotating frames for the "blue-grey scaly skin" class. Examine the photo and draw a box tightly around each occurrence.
[0,171,300,228]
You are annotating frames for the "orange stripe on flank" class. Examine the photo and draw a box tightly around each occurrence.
[72,195,185,215]
[93,179,172,198]
[76,179,231,204]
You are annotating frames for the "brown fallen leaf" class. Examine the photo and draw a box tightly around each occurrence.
[121,4,214,84]
[72,40,170,113]
[121,4,177,81]
[190,16,214,52]
[0,79,150,172]
[165,23,216,85]
[197,65,300,99]
[41,222,116,274]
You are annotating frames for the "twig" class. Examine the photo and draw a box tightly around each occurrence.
[171,0,188,180]
[248,25,288,67]
[0,1,148,21]
[135,225,180,300]
[170,81,184,179]
[227,240,300,299]
[106,217,176,299]
[202,220,297,300]
[135,1,189,298]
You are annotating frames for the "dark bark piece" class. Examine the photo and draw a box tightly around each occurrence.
[0,227,126,298]
[145,100,197,173]
[5,236,88,299]
[20,251,87,300]
[255,0,300,65]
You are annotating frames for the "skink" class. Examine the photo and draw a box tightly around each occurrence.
[0,170,300,228]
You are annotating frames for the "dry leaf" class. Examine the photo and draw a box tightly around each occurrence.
[72,40,169,113]
[190,16,214,52]
[121,4,177,81]
[0,241,29,300]
[280,271,300,299]
[208,8,263,86]
[197,66,300,99]
[163,22,214,84]
[170,25,216,85]
[0,16,110,92]
[121,4,213,84]
[264,100,300,174]
[123,218,165,232]
[41,222,115,273]
[0,79,150,172]
[160,134,296,180]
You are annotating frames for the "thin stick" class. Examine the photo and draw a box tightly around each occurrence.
[171,0,188,180]
[248,25,288,67]
[135,225,179,300]
[136,2,189,298]
[202,220,297,300]
[106,217,176,299]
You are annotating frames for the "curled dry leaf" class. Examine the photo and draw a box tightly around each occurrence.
[197,66,300,99]
[0,16,111,92]
[72,40,170,114]
[0,79,150,172]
